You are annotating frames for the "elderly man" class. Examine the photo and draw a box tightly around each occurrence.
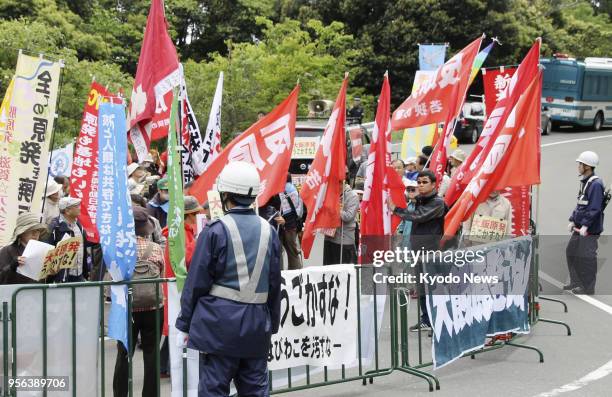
[46,197,89,282]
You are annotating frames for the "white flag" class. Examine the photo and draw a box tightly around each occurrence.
[193,71,223,175]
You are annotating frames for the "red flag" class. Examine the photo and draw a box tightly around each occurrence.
[391,36,483,130]
[444,71,542,236]
[70,82,112,243]
[189,86,300,205]
[483,67,517,116]
[300,77,348,259]
[127,0,180,161]
[361,74,406,236]
[445,39,541,206]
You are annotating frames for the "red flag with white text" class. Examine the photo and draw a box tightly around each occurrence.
[391,36,483,131]
[127,0,180,162]
[483,67,517,117]
[361,75,406,236]
[300,77,348,259]
[189,86,300,205]
[444,71,542,236]
[445,39,541,206]
[70,82,112,243]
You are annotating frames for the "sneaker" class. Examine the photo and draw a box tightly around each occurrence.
[562,284,578,290]
[409,322,431,332]
[572,286,594,295]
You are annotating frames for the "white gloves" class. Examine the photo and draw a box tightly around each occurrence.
[176,331,188,348]
[578,226,588,237]
[568,222,575,233]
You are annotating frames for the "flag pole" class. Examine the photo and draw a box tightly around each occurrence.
[339,180,346,265]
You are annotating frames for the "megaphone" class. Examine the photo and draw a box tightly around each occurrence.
[308,100,334,115]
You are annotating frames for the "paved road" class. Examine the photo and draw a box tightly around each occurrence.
[120,127,612,396]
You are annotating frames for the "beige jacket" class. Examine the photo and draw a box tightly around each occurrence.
[463,194,513,236]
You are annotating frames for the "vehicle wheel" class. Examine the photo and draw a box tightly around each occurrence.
[593,112,604,132]
[469,127,479,144]
[551,120,561,131]
[543,120,551,135]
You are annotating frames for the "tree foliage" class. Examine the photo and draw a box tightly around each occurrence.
[0,0,609,148]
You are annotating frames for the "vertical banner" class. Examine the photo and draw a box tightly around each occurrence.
[71,82,112,242]
[194,71,223,175]
[418,44,447,71]
[49,142,73,178]
[400,71,438,160]
[483,67,517,117]
[348,126,363,163]
[167,90,187,290]
[502,185,531,236]
[0,53,61,247]
[97,101,137,348]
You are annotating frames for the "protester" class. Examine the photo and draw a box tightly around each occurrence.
[448,149,466,177]
[347,97,364,124]
[259,194,284,231]
[396,179,418,250]
[279,173,303,270]
[566,151,605,295]
[323,180,359,265]
[46,197,89,282]
[162,196,202,273]
[405,157,419,181]
[390,170,446,332]
[0,213,48,284]
[176,161,281,396]
[43,179,62,225]
[147,178,169,228]
[142,150,162,177]
[354,156,367,190]
[149,149,165,175]
[462,190,513,239]
[131,194,166,248]
[54,175,70,197]
[128,163,147,194]
[421,145,433,159]
[392,159,406,178]
[257,111,266,120]
[416,155,428,172]
[113,206,165,397]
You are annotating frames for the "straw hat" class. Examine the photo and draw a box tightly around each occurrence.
[11,213,47,243]
[450,149,467,163]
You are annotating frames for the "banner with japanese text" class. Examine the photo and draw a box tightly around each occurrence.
[49,142,73,178]
[502,185,531,236]
[425,236,532,369]
[419,44,447,71]
[268,265,357,370]
[97,101,137,349]
[0,54,61,247]
[189,86,299,205]
[71,82,112,242]
[483,67,517,117]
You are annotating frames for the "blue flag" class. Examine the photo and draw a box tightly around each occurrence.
[97,101,137,349]
[419,44,447,71]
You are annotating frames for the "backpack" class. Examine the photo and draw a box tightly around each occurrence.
[580,175,611,211]
[131,242,162,310]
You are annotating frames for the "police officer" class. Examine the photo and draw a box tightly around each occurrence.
[176,161,281,396]
[565,151,605,295]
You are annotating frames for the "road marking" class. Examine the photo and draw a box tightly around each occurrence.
[535,271,612,396]
[541,134,612,148]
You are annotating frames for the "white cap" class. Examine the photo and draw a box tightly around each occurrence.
[127,163,142,177]
[59,196,81,211]
[576,151,599,167]
[45,179,62,197]
[217,161,260,197]
[404,157,417,165]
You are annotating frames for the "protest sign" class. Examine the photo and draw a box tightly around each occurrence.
[207,190,224,220]
[469,215,508,243]
[39,237,81,279]
[18,240,55,280]
[268,264,357,370]
[425,236,532,369]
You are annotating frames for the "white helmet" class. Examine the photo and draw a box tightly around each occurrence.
[217,161,261,198]
[576,151,599,168]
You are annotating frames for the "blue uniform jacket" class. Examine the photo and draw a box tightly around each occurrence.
[570,175,605,235]
[176,208,282,358]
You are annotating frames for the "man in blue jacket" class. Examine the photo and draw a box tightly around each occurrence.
[176,161,281,396]
[566,151,605,295]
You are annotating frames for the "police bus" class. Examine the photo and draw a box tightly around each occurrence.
[541,55,612,131]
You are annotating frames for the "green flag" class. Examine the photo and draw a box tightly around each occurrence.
[167,89,187,291]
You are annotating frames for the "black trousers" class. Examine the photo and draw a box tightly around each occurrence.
[280,228,302,270]
[323,240,357,265]
[566,233,599,294]
[113,309,162,397]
